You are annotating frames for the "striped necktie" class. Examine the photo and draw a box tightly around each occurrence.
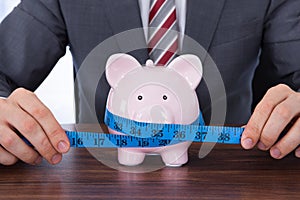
[148,0,179,66]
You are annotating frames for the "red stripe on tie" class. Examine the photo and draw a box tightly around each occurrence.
[157,38,178,66]
[148,10,177,49]
[149,0,166,23]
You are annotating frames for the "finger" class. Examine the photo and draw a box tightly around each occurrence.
[0,145,18,166]
[270,118,300,159]
[0,126,42,165]
[4,102,62,165]
[10,88,70,153]
[258,92,300,150]
[241,84,291,149]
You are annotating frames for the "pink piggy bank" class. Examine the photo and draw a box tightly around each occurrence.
[105,53,203,167]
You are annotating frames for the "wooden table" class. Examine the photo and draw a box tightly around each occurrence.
[0,124,299,199]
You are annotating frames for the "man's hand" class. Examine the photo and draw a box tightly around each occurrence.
[0,88,70,165]
[241,84,300,159]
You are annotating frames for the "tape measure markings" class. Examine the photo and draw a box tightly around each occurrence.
[104,109,243,143]
[64,109,244,148]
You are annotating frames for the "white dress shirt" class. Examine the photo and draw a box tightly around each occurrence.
[138,0,187,49]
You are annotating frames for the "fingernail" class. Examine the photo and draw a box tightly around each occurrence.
[51,153,62,165]
[271,148,281,159]
[257,141,266,150]
[34,156,43,165]
[58,141,69,153]
[242,138,253,149]
[296,149,300,158]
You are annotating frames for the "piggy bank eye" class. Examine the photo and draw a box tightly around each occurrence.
[137,95,143,101]
[163,95,168,100]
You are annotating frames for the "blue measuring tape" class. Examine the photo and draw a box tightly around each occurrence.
[64,109,244,148]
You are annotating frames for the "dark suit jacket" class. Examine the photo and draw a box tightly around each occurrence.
[0,0,300,125]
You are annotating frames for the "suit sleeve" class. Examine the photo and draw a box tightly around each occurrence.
[0,0,68,96]
[252,0,300,107]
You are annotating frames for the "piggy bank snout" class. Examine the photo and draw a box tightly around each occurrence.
[132,105,174,123]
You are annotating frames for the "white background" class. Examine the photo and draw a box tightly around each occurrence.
[0,0,75,124]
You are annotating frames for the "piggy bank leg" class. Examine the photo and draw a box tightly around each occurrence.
[118,148,146,166]
[160,142,190,167]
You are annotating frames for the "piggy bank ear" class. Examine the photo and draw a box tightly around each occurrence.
[106,53,141,88]
[167,54,203,89]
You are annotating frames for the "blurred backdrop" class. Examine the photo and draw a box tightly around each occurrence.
[0,0,75,124]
